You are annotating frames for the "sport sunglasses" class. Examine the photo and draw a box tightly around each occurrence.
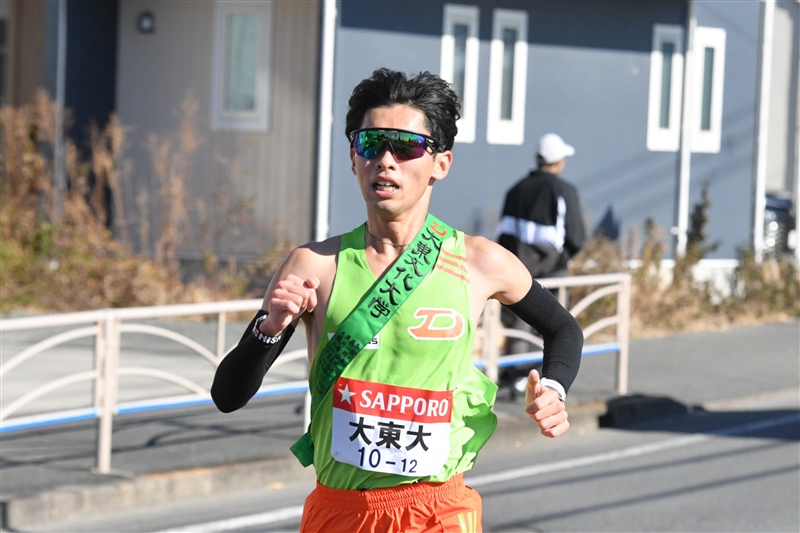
[349,128,444,161]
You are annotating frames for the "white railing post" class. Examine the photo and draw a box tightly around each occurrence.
[481,299,502,384]
[93,315,108,472]
[558,284,567,307]
[615,275,632,395]
[94,313,120,474]
[216,312,227,363]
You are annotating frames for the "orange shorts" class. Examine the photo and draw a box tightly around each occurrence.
[299,473,482,533]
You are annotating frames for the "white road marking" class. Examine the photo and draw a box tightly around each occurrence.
[156,413,799,533]
[468,413,799,487]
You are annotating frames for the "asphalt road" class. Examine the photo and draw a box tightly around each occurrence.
[25,389,799,533]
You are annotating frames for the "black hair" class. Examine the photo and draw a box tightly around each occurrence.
[537,155,562,167]
[345,68,461,151]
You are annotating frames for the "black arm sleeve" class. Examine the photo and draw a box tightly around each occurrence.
[210,310,296,413]
[504,282,583,393]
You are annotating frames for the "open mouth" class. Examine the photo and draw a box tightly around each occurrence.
[373,180,398,192]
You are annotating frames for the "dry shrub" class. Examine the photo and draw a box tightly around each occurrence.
[567,233,624,339]
[0,94,182,312]
[728,250,800,321]
[570,183,799,339]
[148,95,199,266]
[3,95,796,328]
[0,93,290,315]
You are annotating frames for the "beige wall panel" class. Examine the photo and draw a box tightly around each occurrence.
[117,1,320,259]
[205,0,320,256]
[258,0,320,246]
[117,1,215,256]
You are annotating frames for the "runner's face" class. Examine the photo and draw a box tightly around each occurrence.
[350,105,451,217]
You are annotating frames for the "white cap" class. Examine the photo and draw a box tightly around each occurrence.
[537,133,575,164]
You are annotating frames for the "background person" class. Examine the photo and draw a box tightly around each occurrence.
[497,132,586,280]
[496,133,587,393]
[211,69,583,532]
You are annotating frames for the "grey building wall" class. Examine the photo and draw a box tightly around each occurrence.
[691,0,761,258]
[328,1,445,238]
[328,0,761,260]
[328,0,686,252]
[514,0,686,256]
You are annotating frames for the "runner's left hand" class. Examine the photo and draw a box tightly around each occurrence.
[525,369,569,438]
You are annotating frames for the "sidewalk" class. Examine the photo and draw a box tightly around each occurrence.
[1,319,798,530]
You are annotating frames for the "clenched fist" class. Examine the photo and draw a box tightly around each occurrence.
[260,275,320,336]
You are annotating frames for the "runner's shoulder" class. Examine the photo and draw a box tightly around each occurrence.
[463,234,516,270]
[295,235,341,257]
[464,234,530,302]
[280,236,340,276]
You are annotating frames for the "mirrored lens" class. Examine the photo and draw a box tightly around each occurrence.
[354,130,431,161]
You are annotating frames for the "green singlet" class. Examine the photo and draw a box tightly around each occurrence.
[308,222,498,490]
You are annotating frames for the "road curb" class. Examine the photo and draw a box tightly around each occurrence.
[1,456,312,530]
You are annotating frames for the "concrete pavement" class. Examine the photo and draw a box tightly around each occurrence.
[1,319,798,530]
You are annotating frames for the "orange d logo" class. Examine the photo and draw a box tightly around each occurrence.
[407,308,464,340]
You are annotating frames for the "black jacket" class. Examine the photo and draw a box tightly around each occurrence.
[497,170,586,277]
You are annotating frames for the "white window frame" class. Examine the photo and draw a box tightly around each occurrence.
[646,24,685,152]
[486,8,528,145]
[211,0,273,132]
[691,26,726,153]
[440,4,480,144]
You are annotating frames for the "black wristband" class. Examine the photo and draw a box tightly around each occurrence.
[211,311,295,413]
[504,282,583,394]
[252,315,283,344]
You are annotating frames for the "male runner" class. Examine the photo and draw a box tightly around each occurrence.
[211,68,583,532]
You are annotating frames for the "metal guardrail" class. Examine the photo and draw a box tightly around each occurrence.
[0,273,630,474]
[474,273,632,394]
[1,299,275,473]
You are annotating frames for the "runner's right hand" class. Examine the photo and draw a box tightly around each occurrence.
[261,275,319,335]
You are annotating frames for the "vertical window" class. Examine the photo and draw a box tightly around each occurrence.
[699,47,714,131]
[211,1,273,132]
[647,24,684,151]
[659,42,675,129]
[500,28,516,120]
[452,23,468,97]
[224,13,258,112]
[487,9,528,145]
[440,4,479,143]
[691,27,726,153]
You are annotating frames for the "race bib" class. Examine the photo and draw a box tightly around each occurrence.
[331,377,452,477]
